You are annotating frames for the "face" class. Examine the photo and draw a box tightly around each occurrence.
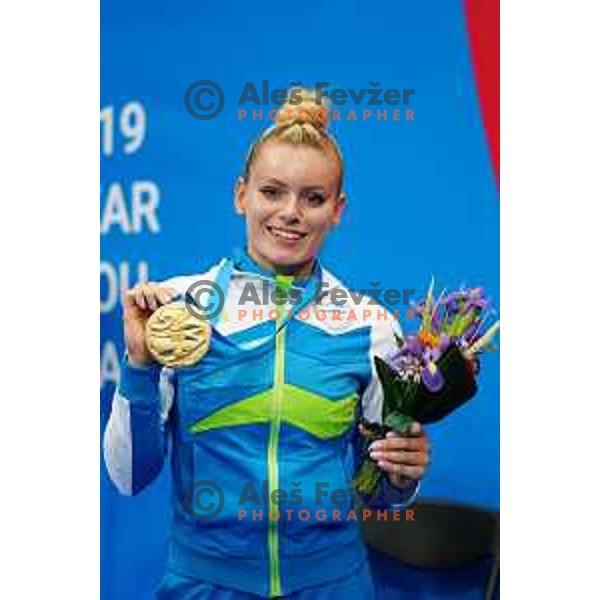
[235,141,346,276]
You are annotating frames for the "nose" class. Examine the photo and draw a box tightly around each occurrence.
[277,195,302,223]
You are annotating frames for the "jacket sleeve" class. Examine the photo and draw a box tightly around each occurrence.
[357,313,419,509]
[103,357,175,496]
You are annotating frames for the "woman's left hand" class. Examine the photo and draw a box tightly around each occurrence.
[364,422,430,488]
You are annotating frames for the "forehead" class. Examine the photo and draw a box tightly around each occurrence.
[250,141,340,189]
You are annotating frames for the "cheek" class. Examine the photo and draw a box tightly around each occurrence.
[307,210,336,235]
[248,198,276,224]
[244,200,269,228]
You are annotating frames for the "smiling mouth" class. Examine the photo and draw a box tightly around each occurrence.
[266,225,308,242]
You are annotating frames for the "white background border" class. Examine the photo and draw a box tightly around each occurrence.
[502,0,599,597]
[1,0,599,597]
[0,1,99,597]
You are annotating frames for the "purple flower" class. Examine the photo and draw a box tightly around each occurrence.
[463,321,481,343]
[442,296,463,318]
[462,298,487,314]
[439,334,451,353]
[421,361,445,392]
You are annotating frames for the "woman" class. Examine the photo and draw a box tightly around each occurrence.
[103,93,430,599]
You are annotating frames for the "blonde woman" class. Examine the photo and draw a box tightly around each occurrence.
[104,92,430,599]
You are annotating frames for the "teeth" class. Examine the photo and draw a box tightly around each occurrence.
[269,227,303,241]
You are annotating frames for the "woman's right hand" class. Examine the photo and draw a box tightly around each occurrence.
[123,283,178,365]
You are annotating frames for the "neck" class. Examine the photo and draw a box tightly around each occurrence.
[247,246,316,279]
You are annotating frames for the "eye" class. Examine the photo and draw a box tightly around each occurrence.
[305,191,327,207]
[260,187,284,201]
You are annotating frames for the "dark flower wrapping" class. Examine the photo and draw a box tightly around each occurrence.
[354,282,499,497]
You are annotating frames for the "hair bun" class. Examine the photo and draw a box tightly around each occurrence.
[276,89,329,131]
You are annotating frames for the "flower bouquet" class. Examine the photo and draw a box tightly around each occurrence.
[354,281,500,497]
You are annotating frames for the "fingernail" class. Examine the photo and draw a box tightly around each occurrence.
[370,451,382,460]
[370,441,382,451]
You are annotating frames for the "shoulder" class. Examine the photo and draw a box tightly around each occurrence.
[320,267,402,339]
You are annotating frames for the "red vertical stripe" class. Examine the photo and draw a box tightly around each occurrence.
[464,0,500,184]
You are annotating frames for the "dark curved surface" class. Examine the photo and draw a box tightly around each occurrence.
[362,499,499,598]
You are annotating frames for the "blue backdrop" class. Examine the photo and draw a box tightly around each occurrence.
[101,1,499,598]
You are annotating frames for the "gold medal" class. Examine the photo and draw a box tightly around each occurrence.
[145,302,211,367]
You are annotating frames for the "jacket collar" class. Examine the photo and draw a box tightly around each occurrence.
[231,246,322,289]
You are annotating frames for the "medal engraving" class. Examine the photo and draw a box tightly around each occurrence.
[145,302,211,367]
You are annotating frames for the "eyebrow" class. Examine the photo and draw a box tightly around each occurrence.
[258,178,327,193]
[259,178,288,187]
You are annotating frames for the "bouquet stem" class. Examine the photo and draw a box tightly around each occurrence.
[352,415,414,497]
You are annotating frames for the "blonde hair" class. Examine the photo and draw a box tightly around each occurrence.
[243,89,344,190]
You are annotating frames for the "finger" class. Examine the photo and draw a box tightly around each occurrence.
[371,437,423,452]
[385,424,422,439]
[152,287,170,310]
[371,450,427,466]
[163,286,178,302]
[377,461,424,480]
[156,289,170,306]
[141,285,159,312]
[132,286,147,310]
[157,287,175,306]
[393,464,425,479]
[124,289,137,308]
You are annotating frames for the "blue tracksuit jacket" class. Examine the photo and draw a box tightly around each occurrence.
[103,248,418,597]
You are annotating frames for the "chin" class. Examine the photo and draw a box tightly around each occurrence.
[267,250,308,267]
[258,246,312,272]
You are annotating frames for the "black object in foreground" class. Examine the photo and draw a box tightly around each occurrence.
[355,344,478,496]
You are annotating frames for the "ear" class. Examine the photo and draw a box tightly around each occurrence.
[331,192,347,226]
[234,177,247,215]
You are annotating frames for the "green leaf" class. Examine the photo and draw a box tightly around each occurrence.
[374,357,405,417]
[384,413,413,434]
[393,332,405,348]
[354,460,382,496]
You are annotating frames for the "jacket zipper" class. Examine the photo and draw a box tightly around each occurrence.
[267,276,292,597]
